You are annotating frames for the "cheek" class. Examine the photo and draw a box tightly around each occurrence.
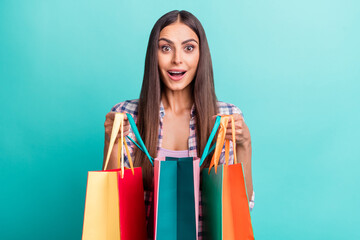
[157,56,165,70]
[158,53,169,69]
[189,54,200,69]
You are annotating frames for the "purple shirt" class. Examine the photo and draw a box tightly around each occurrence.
[157,147,190,158]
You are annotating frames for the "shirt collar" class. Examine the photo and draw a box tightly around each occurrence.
[190,104,196,118]
[159,101,165,118]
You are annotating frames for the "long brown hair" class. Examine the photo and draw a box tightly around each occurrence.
[135,10,218,190]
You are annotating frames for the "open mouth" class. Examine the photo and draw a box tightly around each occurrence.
[167,71,186,76]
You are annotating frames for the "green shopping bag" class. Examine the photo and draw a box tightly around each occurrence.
[201,115,254,240]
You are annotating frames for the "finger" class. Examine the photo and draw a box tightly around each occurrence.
[233,113,243,120]
[225,134,241,141]
[105,132,119,143]
[236,121,244,129]
[211,114,222,120]
[211,115,220,126]
[105,112,116,120]
[229,115,243,127]
[229,115,242,125]
[235,115,244,126]
[116,131,129,139]
[226,121,243,130]
[225,134,239,141]
[117,127,130,136]
[104,121,113,127]
[105,126,112,133]
[232,114,243,123]
[106,111,130,121]
[124,112,136,121]
[123,118,130,126]
[105,119,130,133]
[105,133,110,141]
[225,127,243,135]
[236,129,243,135]
[224,130,238,139]
[123,128,130,135]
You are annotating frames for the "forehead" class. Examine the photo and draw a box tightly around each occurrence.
[159,22,199,43]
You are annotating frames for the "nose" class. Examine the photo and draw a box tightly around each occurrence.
[172,48,182,64]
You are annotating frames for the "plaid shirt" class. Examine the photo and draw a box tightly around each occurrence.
[111,99,255,239]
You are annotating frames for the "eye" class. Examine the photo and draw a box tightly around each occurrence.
[161,45,171,52]
[185,45,195,52]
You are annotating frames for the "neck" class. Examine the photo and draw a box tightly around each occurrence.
[161,85,193,115]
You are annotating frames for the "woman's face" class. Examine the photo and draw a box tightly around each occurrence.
[158,21,200,92]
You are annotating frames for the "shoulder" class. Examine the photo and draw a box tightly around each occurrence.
[110,99,139,117]
[217,101,244,117]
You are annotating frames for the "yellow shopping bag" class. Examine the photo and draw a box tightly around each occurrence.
[82,113,147,240]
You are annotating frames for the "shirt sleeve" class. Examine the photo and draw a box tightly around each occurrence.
[232,105,245,122]
[249,190,255,211]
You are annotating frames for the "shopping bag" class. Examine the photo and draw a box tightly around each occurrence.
[153,156,200,240]
[82,113,147,240]
[126,114,222,240]
[201,115,254,240]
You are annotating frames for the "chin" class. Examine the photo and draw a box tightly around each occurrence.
[164,80,193,92]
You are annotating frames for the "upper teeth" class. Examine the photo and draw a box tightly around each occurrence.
[169,71,184,73]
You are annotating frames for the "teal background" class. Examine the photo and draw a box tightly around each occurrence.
[0,0,359,239]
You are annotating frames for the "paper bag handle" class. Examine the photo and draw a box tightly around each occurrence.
[208,115,237,173]
[103,113,134,177]
[126,113,154,166]
[124,114,222,167]
[199,115,221,166]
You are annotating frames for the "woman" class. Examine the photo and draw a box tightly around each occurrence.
[103,10,254,239]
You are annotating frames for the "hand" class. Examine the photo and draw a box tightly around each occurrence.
[213,113,251,147]
[104,112,131,143]
[226,113,251,147]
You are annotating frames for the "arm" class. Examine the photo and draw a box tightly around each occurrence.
[236,133,253,202]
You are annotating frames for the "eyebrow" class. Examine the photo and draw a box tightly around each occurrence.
[158,38,198,45]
